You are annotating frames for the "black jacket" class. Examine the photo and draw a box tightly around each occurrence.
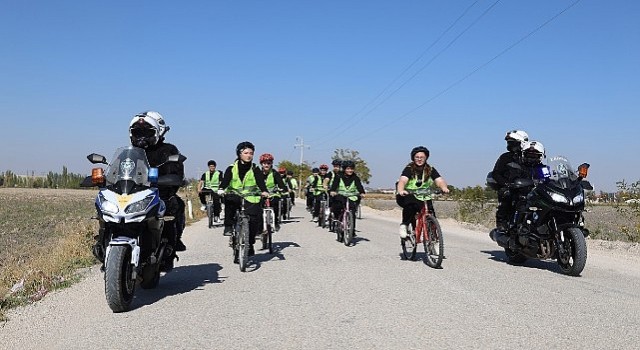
[145,141,184,198]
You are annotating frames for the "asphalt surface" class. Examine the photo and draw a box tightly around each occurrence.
[1,205,639,349]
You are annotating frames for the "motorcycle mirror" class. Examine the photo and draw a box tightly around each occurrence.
[87,153,108,164]
[581,180,593,191]
[578,163,590,178]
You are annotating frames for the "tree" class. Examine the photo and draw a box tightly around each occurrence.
[331,148,371,184]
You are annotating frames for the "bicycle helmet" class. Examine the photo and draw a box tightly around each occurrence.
[259,153,274,163]
[278,167,286,174]
[312,167,319,173]
[236,141,255,156]
[135,111,169,137]
[505,130,529,152]
[341,160,355,169]
[207,160,216,167]
[287,170,294,176]
[331,159,342,166]
[522,140,545,165]
[129,115,161,149]
[319,164,329,171]
[410,146,429,160]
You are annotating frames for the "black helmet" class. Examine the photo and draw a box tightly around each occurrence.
[312,167,319,173]
[236,141,255,156]
[207,160,217,167]
[341,160,355,169]
[287,170,294,175]
[410,146,429,160]
[331,159,342,166]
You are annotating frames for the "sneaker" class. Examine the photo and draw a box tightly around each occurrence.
[175,239,187,252]
[399,224,408,239]
[223,226,233,236]
[312,217,318,223]
[214,216,220,223]
[200,205,206,211]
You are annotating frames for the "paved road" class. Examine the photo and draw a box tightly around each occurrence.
[1,205,639,349]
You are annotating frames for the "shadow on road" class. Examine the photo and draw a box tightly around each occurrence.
[245,241,301,272]
[481,250,563,274]
[132,262,223,310]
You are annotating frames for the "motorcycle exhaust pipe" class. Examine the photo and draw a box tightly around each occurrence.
[490,229,510,248]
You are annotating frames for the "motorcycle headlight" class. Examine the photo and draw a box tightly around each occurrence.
[125,194,156,214]
[547,190,569,204]
[99,193,119,214]
[572,193,584,205]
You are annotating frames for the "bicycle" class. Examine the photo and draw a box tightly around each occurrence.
[317,191,330,228]
[400,188,444,268]
[332,192,360,246]
[227,192,251,272]
[201,188,219,229]
[261,196,275,254]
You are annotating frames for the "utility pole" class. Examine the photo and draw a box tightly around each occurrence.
[294,136,310,198]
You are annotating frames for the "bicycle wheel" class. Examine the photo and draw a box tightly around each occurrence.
[423,216,444,268]
[238,216,250,272]
[343,212,354,246]
[207,204,214,228]
[401,229,417,261]
[356,204,362,219]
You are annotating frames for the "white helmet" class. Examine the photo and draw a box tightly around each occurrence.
[522,140,545,165]
[129,114,161,149]
[505,130,529,152]
[135,111,169,137]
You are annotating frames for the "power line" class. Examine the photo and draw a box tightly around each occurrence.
[313,0,496,147]
[348,0,583,145]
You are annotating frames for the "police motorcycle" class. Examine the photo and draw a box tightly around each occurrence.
[487,156,592,276]
[81,146,185,312]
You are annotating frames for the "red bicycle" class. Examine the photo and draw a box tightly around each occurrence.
[400,189,444,268]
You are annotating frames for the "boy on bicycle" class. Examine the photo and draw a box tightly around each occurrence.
[329,160,366,234]
[396,146,449,239]
[197,160,224,222]
[219,141,269,257]
[259,154,288,231]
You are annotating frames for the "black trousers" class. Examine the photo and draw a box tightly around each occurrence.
[395,194,435,228]
[330,195,358,229]
[199,191,222,217]
[223,194,263,245]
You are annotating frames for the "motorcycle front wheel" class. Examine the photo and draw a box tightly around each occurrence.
[557,227,587,276]
[104,245,136,312]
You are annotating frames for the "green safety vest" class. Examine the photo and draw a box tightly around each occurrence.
[204,171,221,190]
[313,174,325,196]
[328,171,340,189]
[405,172,434,201]
[337,178,360,201]
[289,178,298,190]
[227,161,261,203]
[265,171,281,197]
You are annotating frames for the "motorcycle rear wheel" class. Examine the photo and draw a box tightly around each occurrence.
[105,245,136,312]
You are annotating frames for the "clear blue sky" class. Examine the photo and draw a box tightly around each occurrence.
[1,0,638,192]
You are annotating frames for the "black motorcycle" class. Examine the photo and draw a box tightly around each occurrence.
[487,156,592,276]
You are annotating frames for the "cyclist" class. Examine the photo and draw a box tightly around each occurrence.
[323,159,342,189]
[311,164,330,222]
[219,141,269,258]
[329,160,366,236]
[305,168,319,211]
[260,154,288,231]
[491,130,529,234]
[285,170,298,206]
[197,160,224,222]
[396,146,449,239]
[277,167,292,219]
[129,111,186,269]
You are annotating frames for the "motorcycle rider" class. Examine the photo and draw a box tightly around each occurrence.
[128,111,186,269]
[219,141,269,258]
[491,130,529,234]
[396,146,450,238]
[197,160,224,222]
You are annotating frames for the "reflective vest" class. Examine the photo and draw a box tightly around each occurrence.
[203,171,221,190]
[337,178,360,201]
[228,161,261,203]
[313,174,325,196]
[405,171,434,201]
[328,171,340,189]
[264,171,281,197]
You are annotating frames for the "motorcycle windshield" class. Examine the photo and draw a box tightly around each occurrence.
[104,146,151,191]
[546,156,578,189]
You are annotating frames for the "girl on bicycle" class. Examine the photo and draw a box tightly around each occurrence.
[260,154,288,231]
[329,160,366,233]
[396,146,450,238]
